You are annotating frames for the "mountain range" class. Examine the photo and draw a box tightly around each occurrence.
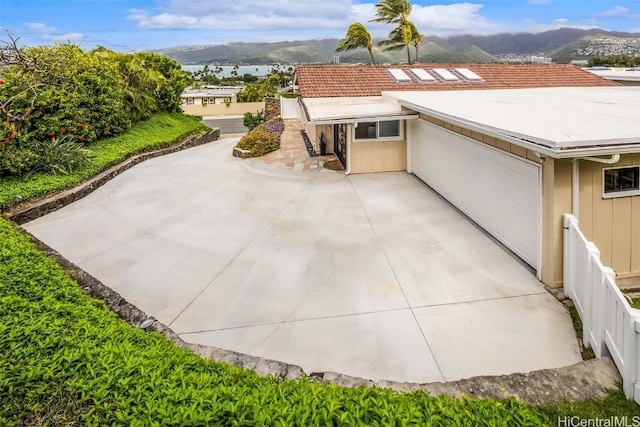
[155,28,640,65]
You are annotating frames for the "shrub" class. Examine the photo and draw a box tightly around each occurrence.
[27,136,94,176]
[236,118,284,157]
[242,110,265,131]
[0,145,39,177]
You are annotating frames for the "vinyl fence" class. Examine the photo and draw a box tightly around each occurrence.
[564,213,640,403]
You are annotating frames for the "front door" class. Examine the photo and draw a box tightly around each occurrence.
[334,124,347,167]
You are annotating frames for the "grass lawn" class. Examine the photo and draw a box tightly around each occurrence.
[1,112,638,424]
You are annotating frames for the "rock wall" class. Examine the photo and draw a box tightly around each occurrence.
[264,96,281,121]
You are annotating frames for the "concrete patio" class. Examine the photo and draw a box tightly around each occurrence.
[23,134,582,383]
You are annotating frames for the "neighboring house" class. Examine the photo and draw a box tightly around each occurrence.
[294,64,640,288]
[181,86,243,106]
[585,67,640,86]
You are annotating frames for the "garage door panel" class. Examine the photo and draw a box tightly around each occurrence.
[411,119,540,269]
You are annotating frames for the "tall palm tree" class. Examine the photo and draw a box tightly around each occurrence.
[335,23,376,64]
[410,23,424,63]
[370,0,414,64]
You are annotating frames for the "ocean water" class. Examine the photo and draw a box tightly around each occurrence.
[181,65,293,77]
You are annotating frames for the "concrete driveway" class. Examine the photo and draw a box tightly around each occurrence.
[24,137,581,383]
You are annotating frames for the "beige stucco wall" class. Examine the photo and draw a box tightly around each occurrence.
[181,102,264,117]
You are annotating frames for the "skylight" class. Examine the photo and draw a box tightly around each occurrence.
[431,68,459,82]
[388,68,412,82]
[455,68,483,82]
[409,69,436,83]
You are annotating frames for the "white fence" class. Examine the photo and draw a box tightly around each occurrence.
[280,97,299,120]
[564,214,640,402]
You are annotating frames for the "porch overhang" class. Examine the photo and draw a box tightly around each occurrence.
[301,96,418,126]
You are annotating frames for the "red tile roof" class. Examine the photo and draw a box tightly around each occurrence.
[295,63,618,98]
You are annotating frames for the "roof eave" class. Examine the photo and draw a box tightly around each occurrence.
[306,113,419,126]
[397,99,640,159]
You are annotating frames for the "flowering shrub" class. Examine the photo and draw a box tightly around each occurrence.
[235,118,284,157]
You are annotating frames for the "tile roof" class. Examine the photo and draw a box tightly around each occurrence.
[295,63,619,98]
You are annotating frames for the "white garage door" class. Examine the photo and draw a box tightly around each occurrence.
[411,119,540,269]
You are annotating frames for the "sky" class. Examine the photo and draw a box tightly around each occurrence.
[1,0,640,52]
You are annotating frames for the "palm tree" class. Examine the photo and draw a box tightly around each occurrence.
[370,0,414,64]
[410,23,424,63]
[335,23,376,64]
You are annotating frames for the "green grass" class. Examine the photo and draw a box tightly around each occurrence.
[631,298,640,310]
[0,112,637,424]
[0,113,208,211]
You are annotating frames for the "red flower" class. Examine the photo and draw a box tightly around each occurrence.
[78,123,86,129]
[60,128,67,134]
[49,131,56,137]
[79,136,86,142]
[0,80,4,85]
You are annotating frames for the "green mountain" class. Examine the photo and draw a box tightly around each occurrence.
[158,38,497,65]
[155,28,640,65]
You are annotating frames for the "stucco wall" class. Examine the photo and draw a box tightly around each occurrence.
[181,102,264,117]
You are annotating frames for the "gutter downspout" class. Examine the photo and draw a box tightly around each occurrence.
[571,155,620,220]
[571,159,580,220]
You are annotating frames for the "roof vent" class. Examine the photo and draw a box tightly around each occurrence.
[455,68,483,82]
[409,69,437,83]
[432,68,459,82]
[388,68,412,82]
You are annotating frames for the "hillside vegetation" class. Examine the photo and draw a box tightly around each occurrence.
[157,28,640,65]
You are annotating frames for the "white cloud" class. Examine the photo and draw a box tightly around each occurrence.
[597,6,640,18]
[25,22,58,33]
[411,3,491,33]
[521,17,600,32]
[129,0,357,30]
[127,1,495,36]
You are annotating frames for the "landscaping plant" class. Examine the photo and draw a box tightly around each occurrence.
[236,117,284,157]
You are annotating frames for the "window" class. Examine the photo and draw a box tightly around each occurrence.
[603,166,640,198]
[186,98,194,105]
[354,120,402,140]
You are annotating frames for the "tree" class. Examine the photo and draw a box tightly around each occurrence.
[335,23,376,64]
[410,23,424,63]
[370,0,415,64]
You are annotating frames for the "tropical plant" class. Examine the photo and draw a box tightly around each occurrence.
[370,0,416,64]
[336,23,376,64]
[26,134,93,176]
[411,24,425,63]
[0,33,191,177]
[243,110,265,131]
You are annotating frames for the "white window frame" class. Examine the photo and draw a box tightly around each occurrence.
[353,120,403,141]
[186,98,194,105]
[602,165,640,199]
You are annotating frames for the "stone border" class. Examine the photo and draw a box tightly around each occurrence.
[3,129,220,224]
[2,127,623,405]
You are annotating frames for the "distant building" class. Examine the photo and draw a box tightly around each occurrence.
[585,67,640,86]
[181,86,244,106]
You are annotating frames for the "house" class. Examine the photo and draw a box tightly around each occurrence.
[294,64,640,288]
[585,67,640,86]
[181,86,244,106]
